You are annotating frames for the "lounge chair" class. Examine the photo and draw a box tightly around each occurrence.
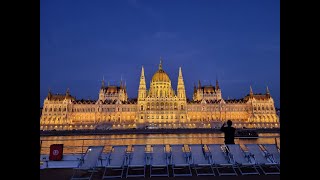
[189,144,215,176]
[149,145,169,177]
[169,144,192,176]
[262,144,280,169]
[245,144,280,175]
[226,144,260,175]
[126,145,147,177]
[102,145,127,179]
[207,144,237,176]
[70,146,104,180]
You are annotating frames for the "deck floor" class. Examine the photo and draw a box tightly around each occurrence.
[40,166,280,180]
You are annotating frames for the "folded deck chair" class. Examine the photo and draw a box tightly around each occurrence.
[262,144,280,168]
[102,145,127,179]
[189,144,215,176]
[207,144,237,176]
[226,144,260,175]
[150,145,169,177]
[126,145,146,177]
[170,144,192,176]
[70,146,104,180]
[245,144,280,175]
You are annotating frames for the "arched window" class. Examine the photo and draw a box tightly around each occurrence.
[140,105,143,111]
[181,105,184,110]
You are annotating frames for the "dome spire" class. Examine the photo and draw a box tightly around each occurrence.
[159,57,163,70]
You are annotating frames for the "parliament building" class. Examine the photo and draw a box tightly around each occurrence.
[40,60,279,130]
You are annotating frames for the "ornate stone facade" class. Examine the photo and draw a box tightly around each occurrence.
[40,60,279,130]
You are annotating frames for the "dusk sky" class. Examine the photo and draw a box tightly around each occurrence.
[40,0,280,108]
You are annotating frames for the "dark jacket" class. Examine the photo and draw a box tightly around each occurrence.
[220,126,236,144]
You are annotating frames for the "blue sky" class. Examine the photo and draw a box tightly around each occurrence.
[40,0,280,108]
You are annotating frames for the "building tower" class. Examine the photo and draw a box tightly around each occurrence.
[177,67,186,100]
[138,66,147,100]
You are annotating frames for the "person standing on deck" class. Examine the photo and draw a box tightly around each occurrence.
[220,120,236,144]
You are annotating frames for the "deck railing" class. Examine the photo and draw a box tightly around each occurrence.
[40,135,280,155]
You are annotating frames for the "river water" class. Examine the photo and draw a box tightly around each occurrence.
[40,133,280,154]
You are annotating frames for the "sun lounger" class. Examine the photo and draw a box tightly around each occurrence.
[149,145,169,177]
[189,144,215,176]
[262,144,280,165]
[245,144,280,175]
[226,144,260,175]
[207,144,237,176]
[70,146,104,180]
[102,145,127,179]
[170,144,192,176]
[126,145,146,177]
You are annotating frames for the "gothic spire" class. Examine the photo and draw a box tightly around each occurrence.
[216,78,220,90]
[48,88,52,99]
[178,66,182,77]
[138,66,147,99]
[101,76,105,88]
[177,67,186,99]
[266,86,270,98]
[159,57,163,70]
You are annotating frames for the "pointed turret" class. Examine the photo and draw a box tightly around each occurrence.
[48,88,52,100]
[193,83,197,93]
[66,88,70,96]
[65,88,72,99]
[266,86,270,98]
[216,79,220,90]
[177,67,186,99]
[138,66,147,100]
[198,80,201,89]
[249,85,253,97]
[101,76,105,88]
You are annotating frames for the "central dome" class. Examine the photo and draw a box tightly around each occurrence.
[151,59,171,82]
[152,69,170,82]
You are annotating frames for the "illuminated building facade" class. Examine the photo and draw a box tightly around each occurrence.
[40,60,279,130]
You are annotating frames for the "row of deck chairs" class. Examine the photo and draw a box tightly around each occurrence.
[70,144,280,179]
